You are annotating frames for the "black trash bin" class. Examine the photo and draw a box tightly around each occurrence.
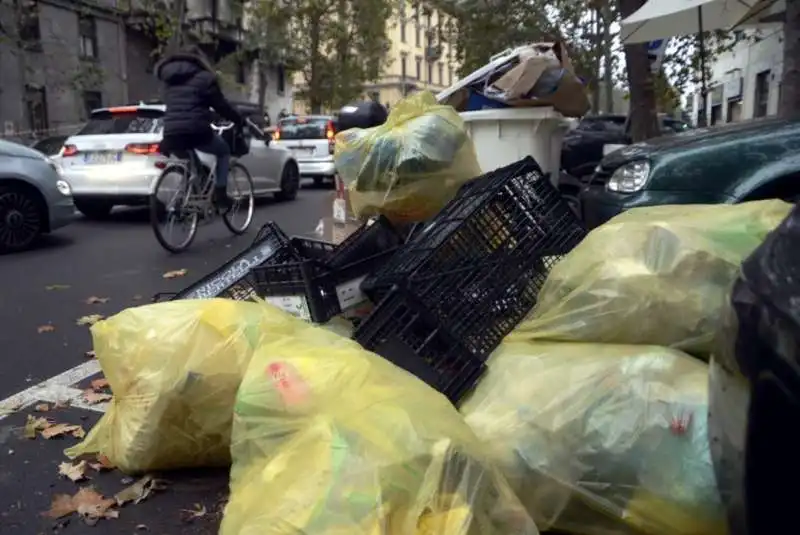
[337,101,388,131]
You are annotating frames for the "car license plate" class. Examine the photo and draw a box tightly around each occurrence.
[290,146,313,157]
[84,151,122,165]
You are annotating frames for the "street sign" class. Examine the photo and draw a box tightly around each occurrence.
[647,39,670,74]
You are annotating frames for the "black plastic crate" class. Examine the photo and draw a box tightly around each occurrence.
[151,222,295,302]
[325,215,404,269]
[353,288,486,405]
[359,156,586,357]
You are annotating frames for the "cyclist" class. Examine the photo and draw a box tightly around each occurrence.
[155,45,243,210]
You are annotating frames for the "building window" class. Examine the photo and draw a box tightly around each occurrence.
[427,61,433,83]
[448,66,453,85]
[25,85,48,134]
[17,0,42,51]
[710,104,722,126]
[437,62,443,85]
[727,99,742,123]
[754,70,770,118]
[413,3,420,47]
[277,65,285,95]
[400,3,406,43]
[415,56,421,80]
[79,16,98,59]
[400,54,407,79]
[82,91,103,119]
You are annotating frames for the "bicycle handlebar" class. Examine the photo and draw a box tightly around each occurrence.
[210,117,267,140]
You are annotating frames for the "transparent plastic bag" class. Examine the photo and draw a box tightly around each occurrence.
[509,200,791,356]
[65,299,301,473]
[334,91,482,224]
[461,341,727,535]
[221,328,537,535]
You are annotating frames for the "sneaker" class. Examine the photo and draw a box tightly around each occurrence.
[213,186,231,212]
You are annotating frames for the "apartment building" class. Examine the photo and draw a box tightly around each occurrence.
[689,27,784,126]
[0,0,292,141]
[292,1,459,114]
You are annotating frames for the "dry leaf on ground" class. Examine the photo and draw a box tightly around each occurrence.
[181,503,207,522]
[58,461,88,482]
[84,350,96,359]
[85,296,110,305]
[76,314,104,326]
[82,390,113,405]
[45,284,71,291]
[54,399,71,409]
[89,454,115,472]
[162,269,188,279]
[37,325,55,333]
[43,487,118,525]
[34,403,50,412]
[115,475,166,506]
[41,423,85,439]
[90,378,109,391]
[24,415,52,439]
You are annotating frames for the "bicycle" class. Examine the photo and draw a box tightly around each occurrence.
[150,119,260,253]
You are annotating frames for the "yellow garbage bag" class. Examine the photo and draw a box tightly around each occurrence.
[221,330,537,535]
[461,341,727,535]
[510,200,790,356]
[65,299,301,473]
[334,91,482,224]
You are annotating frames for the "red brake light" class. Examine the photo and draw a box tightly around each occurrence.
[273,129,280,141]
[62,145,78,157]
[326,121,335,140]
[125,143,160,155]
[107,106,139,114]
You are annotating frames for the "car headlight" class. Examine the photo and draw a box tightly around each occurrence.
[56,180,72,196]
[606,160,651,193]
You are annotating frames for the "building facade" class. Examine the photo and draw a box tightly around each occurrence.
[0,0,292,141]
[292,0,459,114]
[689,28,784,126]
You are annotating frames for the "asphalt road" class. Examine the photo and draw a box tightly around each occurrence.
[0,183,331,533]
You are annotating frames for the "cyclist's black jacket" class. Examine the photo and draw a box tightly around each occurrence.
[155,52,242,151]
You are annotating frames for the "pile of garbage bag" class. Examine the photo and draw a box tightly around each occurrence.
[64,193,795,534]
[334,91,482,224]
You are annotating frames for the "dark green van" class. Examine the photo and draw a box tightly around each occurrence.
[579,117,800,228]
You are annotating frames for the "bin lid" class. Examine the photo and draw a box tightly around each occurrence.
[460,107,567,122]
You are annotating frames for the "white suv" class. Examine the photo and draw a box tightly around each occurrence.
[271,115,337,186]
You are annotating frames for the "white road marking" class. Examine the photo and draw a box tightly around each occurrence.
[0,360,107,421]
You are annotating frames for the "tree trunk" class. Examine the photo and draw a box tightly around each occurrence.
[780,0,800,118]
[166,0,188,55]
[308,17,322,114]
[619,0,658,141]
[602,2,614,113]
[591,9,601,113]
[256,58,268,111]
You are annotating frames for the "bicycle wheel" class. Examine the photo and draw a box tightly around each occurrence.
[223,162,255,235]
[150,164,199,253]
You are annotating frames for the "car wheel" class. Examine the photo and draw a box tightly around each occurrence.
[275,163,300,201]
[0,184,44,253]
[75,199,114,220]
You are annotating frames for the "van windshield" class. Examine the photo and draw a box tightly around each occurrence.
[278,117,331,140]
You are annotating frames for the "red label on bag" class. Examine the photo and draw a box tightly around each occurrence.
[266,361,310,406]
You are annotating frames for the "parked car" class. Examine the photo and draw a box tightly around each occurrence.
[59,104,300,219]
[560,114,691,181]
[0,139,75,253]
[272,115,337,185]
[30,135,69,157]
[579,117,800,229]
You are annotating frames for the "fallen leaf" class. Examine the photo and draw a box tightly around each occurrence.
[82,390,113,405]
[162,269,188,279]
[43,493,76,519]
[181,503,207,521]
[84,350,96,359]
[71,487,117,525]
[114,475,166,506]
[90,378,109,391]
[54,399,71,409]
[37,324,55,333]
[58,461,88,482]
[76,314,104,326]
[85,296,110,305]
[41,423,84,439]
[89,454,115,472]
[34,403,50,412]
[24,415,52,439]
[45,284,71,291]
[0,401,23,415]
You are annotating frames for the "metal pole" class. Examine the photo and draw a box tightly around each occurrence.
[697,7,709,127]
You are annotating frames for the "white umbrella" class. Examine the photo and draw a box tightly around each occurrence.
[620,0,764,44]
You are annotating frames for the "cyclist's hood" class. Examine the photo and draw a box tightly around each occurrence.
[155,53,214,85]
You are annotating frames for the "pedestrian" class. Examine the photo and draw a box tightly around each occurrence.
[263,109,271,128]
[155,44,244,211]
[278,108,289,121]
